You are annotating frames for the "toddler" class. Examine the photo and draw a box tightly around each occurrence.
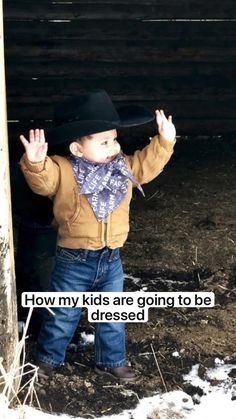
[19,90,176,382]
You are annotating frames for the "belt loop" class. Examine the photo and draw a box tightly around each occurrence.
[108,248,115,262]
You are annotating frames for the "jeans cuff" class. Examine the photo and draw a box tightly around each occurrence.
[95,358,126,368]
[35,355,62,368]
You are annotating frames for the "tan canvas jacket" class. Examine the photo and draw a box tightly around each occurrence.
[20,135,175,250]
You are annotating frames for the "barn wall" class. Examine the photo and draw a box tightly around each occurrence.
[3,0,236,159]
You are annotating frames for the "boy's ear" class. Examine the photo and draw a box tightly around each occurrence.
[69,141,83,156]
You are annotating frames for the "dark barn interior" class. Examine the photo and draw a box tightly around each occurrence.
[4,0,236,157]
[3,1,236,416]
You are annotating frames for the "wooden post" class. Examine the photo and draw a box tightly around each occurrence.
[0,0,18,375]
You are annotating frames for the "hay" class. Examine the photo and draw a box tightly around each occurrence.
[0,307,42,418]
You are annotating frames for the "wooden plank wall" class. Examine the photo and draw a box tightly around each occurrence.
[3,0,236,159]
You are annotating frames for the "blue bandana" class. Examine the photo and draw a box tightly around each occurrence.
[69,154,144,221]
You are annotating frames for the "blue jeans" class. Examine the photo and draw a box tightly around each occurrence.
[35,246,125,368]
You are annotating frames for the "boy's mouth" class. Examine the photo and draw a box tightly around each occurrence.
[105,154,117,162]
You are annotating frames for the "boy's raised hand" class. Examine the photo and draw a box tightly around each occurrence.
[155,110,176,142]
[19,129,48,163]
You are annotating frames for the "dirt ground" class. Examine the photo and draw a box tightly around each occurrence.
[20,136,236,417]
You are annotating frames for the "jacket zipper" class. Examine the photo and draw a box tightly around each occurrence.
[103,215,110,246]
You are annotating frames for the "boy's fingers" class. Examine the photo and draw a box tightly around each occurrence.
[35,129,40,141]
[161,110,169,121]
[19,135,29,146]
[39,129,45,142]
[29,128,44,142]
[156,109,168,123]
[29,129,35,142]
[156,109,174,129]
[155,110,162,124]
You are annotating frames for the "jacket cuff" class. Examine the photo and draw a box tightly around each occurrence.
[21,152,46,173]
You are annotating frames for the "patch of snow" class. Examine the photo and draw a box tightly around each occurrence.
[184,364,211,393]
[124,274,142,286]
[184,360,236,419]
[214,357,225,365]
[80,331,94,345]
[2,359,236,419]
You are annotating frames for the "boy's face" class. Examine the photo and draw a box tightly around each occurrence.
[70,129,121,163]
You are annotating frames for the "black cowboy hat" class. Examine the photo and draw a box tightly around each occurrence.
[47,89,154,145]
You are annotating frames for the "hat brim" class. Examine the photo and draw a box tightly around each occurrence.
[116,105,154,127]
[46,105,154,146]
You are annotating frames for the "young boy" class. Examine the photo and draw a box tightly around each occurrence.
[19,90,176,382]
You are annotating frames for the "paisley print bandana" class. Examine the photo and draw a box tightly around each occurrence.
[69,154,144,221]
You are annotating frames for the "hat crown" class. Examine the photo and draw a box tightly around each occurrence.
[55,90,120,126]
[47,89,154,148]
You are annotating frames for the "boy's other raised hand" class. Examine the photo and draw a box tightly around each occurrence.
[19,129,48,163]
[155,110,176,143]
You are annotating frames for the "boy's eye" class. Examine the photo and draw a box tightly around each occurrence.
[101,138,117,146]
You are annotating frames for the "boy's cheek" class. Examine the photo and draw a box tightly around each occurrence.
[116,143,121,153]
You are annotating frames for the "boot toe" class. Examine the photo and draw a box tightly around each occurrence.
[36,362,55,379]
[95,365,137,382]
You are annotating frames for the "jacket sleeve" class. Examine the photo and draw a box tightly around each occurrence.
[125,135,176,185]
[19,153,60,197]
